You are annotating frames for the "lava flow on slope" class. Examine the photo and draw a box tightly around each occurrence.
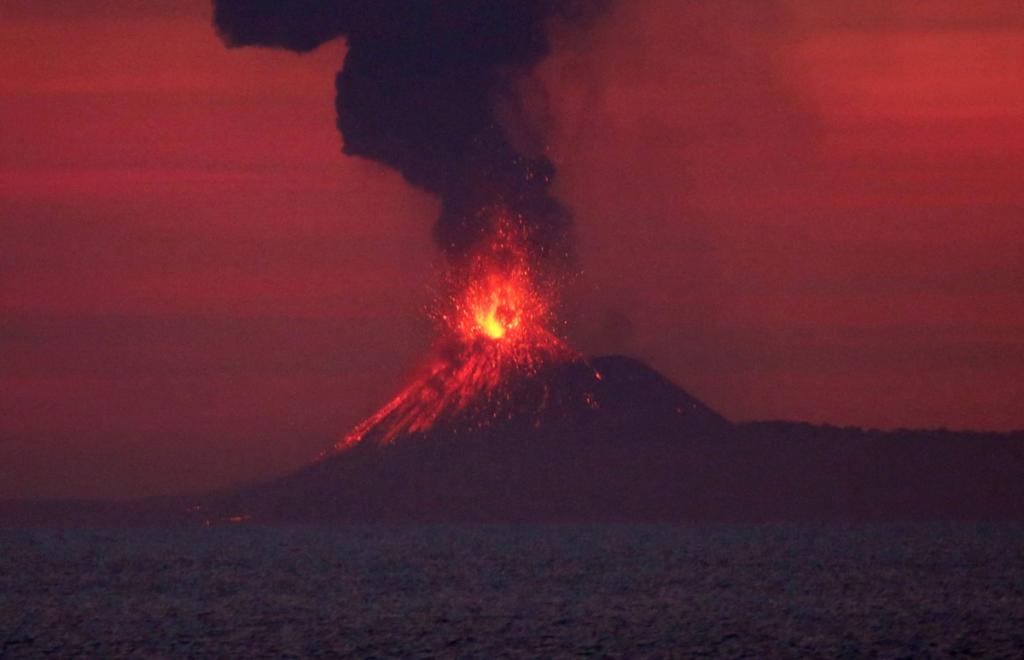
[326,212,587,453]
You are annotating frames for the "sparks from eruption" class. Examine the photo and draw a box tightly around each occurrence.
[325,212,576,455]
[447,219,552,347]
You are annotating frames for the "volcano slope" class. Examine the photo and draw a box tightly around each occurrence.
[199,355,1024,524]
[3,355,1024,526]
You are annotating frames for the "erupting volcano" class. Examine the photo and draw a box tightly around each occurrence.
[199,1,748,522]
[331,212,583,452]
[210,0,610,456]
[158,1,1024,526]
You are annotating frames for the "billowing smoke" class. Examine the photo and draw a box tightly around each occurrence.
[213,1,602,260]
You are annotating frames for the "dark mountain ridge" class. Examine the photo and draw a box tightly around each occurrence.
[2,355,1023,526]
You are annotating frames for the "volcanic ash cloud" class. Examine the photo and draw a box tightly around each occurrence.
[213,0,606,260]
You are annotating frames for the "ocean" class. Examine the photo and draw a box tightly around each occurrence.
[2,524,1022,656]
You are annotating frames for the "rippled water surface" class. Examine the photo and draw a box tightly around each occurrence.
[2,525,1023,656]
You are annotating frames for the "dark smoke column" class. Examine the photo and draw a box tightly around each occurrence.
[214,0,597,260]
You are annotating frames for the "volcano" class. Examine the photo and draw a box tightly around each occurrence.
[191,354,1024,525]
[2,219,1022,527]
[3,351,1024,527]
[204,354,734,523]
[202,213,1018,524]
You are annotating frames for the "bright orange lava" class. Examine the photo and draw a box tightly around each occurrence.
[451,222,553,347]
[325,213,574,454]
[478,309,506,339]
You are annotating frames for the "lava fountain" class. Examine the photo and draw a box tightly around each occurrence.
[326,212,583,455]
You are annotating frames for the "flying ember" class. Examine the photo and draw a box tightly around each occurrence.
[325,213,576,454]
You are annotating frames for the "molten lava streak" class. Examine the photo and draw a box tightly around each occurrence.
[326,214,575,454]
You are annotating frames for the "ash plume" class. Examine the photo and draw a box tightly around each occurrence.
[213,0,602,260]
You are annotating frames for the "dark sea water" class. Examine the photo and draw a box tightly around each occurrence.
[1,524,1023,657]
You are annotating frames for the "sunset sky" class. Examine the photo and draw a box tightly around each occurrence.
[2,0,1022,499]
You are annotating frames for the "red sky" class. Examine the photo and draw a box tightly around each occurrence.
[2,0,1022,499]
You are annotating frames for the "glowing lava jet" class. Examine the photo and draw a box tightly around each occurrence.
[326,213,579,454]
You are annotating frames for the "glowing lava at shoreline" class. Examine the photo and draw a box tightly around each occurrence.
[325,214,580,455]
